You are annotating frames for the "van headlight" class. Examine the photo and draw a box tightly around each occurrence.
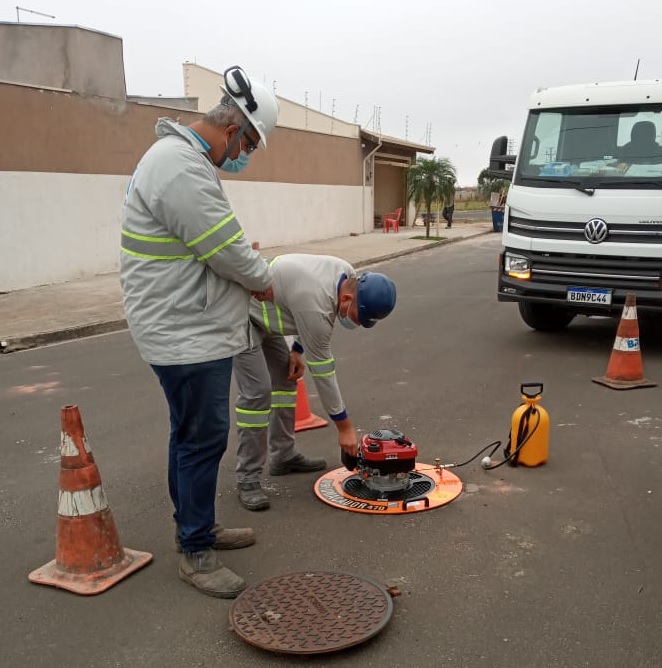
[504,252,531,280]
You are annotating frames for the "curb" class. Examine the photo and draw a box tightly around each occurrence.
[354,228,494,269]
[0,229,495,354]
[1,319,128,354]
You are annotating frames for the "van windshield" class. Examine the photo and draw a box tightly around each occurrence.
[515,106,662,189]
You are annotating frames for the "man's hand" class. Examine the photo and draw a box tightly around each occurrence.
[251,287,275,302]
[336,419,358,456]
[287,351,305,381]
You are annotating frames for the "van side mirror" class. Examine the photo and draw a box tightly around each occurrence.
[488,135,516,181]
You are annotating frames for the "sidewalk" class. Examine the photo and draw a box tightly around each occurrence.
[0,218,493,353]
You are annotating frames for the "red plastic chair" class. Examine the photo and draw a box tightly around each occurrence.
[383,207,402,233]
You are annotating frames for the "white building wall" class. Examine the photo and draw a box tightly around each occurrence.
[0,172,126,291]
[0,172,363,291]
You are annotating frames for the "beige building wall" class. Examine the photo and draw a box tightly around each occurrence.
[182,63,223,112]
[0,81,366,291]
[0,25,426,292]
[0,23,126,98]
[182,62,358,138]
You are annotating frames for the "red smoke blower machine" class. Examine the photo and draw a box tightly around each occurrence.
[342,429,418,495]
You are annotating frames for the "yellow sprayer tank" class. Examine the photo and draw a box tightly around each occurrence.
[509,383,549,467]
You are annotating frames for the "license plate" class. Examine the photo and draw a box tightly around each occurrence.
[566,287,612,305]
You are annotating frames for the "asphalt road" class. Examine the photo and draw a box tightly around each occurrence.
[2,235,662,667]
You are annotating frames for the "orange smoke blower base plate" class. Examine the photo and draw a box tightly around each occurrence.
[314,464,463,514]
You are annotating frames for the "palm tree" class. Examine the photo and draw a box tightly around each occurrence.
[407,157,457,238]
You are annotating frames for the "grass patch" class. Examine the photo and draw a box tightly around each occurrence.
[410,235,448,241]
[455,200,490,211]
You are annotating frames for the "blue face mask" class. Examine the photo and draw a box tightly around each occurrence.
[338,300,358,330]
[221,150,250,173]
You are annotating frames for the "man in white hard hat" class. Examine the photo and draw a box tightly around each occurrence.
[234,254,397,511]
[120,66,279,599]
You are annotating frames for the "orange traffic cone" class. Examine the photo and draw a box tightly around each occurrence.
[593,293,656,390]
[28,405,152,595]
[294,379,328,432]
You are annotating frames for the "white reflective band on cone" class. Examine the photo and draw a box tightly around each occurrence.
[613,336,640,352]
[58,486,109,517]
[622,305,637,320]
[61,433,92,457]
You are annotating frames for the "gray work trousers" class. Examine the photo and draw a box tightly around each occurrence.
[234,332,298,483]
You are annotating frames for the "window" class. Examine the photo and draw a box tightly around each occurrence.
[516,106,662,188]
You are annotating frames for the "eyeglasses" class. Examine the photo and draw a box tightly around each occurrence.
[243,133,259,154]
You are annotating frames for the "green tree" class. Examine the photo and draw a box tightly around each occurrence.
[477,168,509,199]
[407,157,457,239]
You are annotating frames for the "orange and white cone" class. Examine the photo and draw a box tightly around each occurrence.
[592,293,656,390]
[294,379,328,432]
[28,405,152,595]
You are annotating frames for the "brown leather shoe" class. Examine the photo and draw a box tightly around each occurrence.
[178,548,245,598]
[175,523,256,552]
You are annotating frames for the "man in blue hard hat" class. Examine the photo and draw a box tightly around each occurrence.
[233,254,397,511]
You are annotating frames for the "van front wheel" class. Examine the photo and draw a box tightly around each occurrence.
[518,302,575,331]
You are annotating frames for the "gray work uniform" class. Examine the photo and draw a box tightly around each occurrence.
[234,254,356,482]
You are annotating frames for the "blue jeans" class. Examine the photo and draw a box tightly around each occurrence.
[151,358,233,553]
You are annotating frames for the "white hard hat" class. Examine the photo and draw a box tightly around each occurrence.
[223,65,279,148]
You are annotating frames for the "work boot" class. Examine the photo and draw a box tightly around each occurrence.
[175,523,256,552]
[237,482,270,511]
[269,453,327,476]
[178,548,245,598]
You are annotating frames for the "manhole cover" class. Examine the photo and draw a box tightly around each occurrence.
[229,571,393,654]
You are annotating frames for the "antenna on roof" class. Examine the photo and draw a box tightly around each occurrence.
[634,58,640,81]
[16,6,55,21]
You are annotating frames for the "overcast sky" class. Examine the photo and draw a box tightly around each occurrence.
[3,0,662,185]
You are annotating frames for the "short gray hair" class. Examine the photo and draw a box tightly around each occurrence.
[203,94,246,128]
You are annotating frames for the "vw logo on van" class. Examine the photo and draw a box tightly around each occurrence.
[584,218,609,244]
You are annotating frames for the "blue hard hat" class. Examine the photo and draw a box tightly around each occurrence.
[356,272,396,328]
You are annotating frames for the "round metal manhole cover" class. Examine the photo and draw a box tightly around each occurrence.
[229,571,394,655]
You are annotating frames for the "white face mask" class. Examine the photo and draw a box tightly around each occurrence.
[338,299,358,330]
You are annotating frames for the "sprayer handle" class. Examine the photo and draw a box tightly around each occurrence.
[521,382,543,398]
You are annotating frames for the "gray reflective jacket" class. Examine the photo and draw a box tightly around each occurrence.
[120,119,271,365]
